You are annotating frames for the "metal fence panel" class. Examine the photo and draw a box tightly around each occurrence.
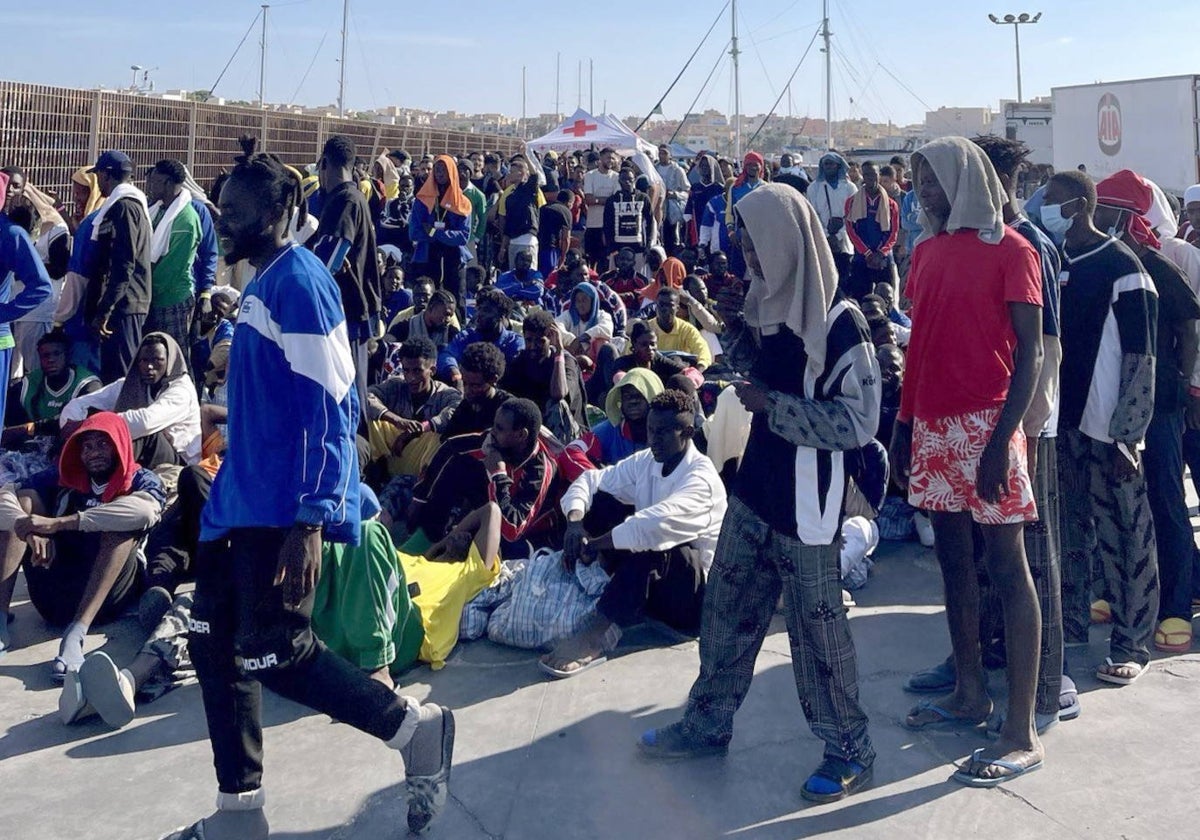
[0,80,524,213]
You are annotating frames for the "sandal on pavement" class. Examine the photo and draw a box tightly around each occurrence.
[637,722,728,761]
[1154,618,1193,654]
[801,757,873,804]
[903,658,956,694]
[538,652,608,680]
[904,700,989,732]
[952,747,1043,788]
[1090,599,1112,624]
[1096,657,1145,686]
[1058,675,1081,722]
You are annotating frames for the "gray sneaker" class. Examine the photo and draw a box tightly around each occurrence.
[79,652,135,729]
[402,705,455,835]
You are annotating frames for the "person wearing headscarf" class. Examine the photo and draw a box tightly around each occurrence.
[555,281,615,372]
[575,366,664,466]
[1095,170,1200,656]
[409,154,472,309]
[641,244,686,306]
[892,136,1046,786]
[0,171,53,425]
[59,331,200,468]
[639,183,880,805]
[685,153,725,251]
[0,411,166,672]
[811,152,859,280]
[842,161,900,301]
[721,152,766,260]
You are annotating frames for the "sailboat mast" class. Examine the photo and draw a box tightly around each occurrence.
[731,0,741,158]
[822,0,832,149]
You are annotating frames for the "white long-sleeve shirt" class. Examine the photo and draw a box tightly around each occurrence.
[560,442,727,570]
[59,376,201,464]
[811,179,858,254]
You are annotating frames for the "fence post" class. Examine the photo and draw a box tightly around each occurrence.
[187,102,197,170]
[88,91,101,162]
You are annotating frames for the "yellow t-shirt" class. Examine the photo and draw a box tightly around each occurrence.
[399,543,499,669]
[651,318,713,368]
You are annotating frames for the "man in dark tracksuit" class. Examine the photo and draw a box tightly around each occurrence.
[87,151,153,384]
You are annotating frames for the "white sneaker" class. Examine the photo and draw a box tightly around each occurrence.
[58,670,96,725]
[79,652,136,729]
[913,512,935,548]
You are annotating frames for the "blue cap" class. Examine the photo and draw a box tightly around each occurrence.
[88,150,133,175]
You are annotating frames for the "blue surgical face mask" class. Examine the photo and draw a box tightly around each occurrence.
[1040,197,1081,238]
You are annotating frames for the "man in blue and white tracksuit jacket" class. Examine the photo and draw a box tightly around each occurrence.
[189,241,417,821]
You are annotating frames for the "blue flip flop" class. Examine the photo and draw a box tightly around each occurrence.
[952,747,1043,788]
[904,700,989,731]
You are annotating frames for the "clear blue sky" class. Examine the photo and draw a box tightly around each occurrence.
[7,0,1197,126]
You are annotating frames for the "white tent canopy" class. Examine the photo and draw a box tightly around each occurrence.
[525,108,656,156]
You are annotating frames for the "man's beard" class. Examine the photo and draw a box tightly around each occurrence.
[222,231,276,265]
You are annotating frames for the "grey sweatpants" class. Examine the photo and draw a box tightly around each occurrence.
[681,497,875,766]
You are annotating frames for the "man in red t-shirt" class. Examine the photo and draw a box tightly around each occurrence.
[890,137,1046,789]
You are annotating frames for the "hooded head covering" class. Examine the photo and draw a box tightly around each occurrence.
[697,153,724,187]
[734,182,840,370]
[71,167,104,217]
[58,412,138,503]
[642,248,687,301]
[1185,185,1200,209]
[1146,179,1179,239]
[818,152,848,187]
[415,154,472,218]
[568,282,602,331]
[1096,169,1161,250]
[604,367,665,427]
[910,136,1006,244]
[0,171,9,211]
[734,152,765,187]
[114,332,190,412]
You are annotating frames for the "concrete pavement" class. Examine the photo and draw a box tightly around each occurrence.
[1,537,1197,840]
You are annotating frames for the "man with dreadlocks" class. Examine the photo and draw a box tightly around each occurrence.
[165,138,454,840]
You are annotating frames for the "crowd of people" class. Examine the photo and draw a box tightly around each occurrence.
[0,124,1197,836]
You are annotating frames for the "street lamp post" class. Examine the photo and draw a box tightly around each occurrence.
[987,12,1042,104]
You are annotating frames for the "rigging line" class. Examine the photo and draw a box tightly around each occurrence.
[756,21,824,44]
[749,0,801,35]
[633,0,731,134]
[207,9,262,96]
[288,30,328,106]
[747,26,821,147]
[348,6,380,112]
[739,6,777,98]
[670,40,729,145]
[875,62,933,111]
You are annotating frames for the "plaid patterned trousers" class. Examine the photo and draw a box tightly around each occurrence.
[681,497,875,766]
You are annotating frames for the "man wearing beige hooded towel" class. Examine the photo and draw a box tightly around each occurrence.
[637,182,881,805]
[891,136,1047,788]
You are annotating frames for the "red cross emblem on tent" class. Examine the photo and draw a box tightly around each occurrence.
[562,119,598,137]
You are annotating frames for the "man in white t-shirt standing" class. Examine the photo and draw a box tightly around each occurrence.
[583,148,620,270]
[812,152,858,282]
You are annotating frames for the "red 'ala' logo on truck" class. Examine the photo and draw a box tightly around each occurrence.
[1098,93,1121,156]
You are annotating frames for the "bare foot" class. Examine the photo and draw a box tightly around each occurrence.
[960,738,1044,781]
[540,618,616,675]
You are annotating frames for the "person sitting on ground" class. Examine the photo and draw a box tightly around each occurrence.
[550,251,629,343]
[539,389,728,678]
[577,367,664,466]
[3,329,101,444]
[364,337,462,478]
[555,281,615,369]
[447,287,524,365]
[613,319,689,383]
[0,412,166,673]
[680,274,724,365]
[406,397,557,550]
[439,342,512,439]
[58,331,200,468]
[651,287,712,371]
[599,246,652,315]
[189,287,237,389]
[704,250,741,298]
[501,309,587,441]
[495,249,548,308]
[385,278,461,346]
